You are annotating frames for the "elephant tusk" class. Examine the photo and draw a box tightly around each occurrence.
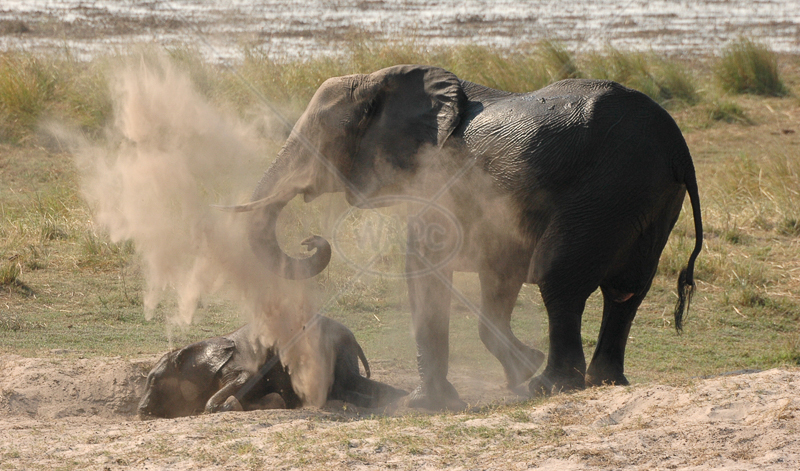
[211,188,297,213]
[211,199,268,213]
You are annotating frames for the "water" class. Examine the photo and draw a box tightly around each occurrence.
[1,1,798,62]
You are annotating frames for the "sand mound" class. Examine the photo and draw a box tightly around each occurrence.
[519,368,800,470]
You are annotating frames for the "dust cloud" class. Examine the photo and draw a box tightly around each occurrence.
[74,52,330,406]
[72,56,538,407]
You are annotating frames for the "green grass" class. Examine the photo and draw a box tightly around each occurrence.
[0,37,790,147]
[0,51,112,144]
[582,46,700,107]
[0,261,20,286]
[715,37,788,96]
[707,99,752,124]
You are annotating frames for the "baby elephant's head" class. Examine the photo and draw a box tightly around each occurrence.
[138,340,234,419]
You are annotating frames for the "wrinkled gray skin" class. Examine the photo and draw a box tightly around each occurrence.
[245,65,703,410]
[138,317,408,419]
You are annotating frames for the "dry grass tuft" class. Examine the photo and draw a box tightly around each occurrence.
[715,37,788,96]
[0,52,112,144]
[582,46,699,106]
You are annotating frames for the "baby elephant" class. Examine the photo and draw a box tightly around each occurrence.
[138,316,407,419]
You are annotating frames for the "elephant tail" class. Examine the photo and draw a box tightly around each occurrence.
[674,160,703,333]
[356,343,371,379]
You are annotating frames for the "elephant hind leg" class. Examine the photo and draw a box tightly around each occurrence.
[478,270,545,389]
[587,198,680,387]
[585,286,647,387]
[527,236,603,397]
[528,287,591,396]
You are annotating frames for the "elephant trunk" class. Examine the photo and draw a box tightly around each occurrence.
[248,151,332,280]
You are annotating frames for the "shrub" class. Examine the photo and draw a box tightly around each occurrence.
[535,40,581,81]
[0,54,57,142]
[0,52,112,143]
[715,37,787,96]
[582,47,698,106]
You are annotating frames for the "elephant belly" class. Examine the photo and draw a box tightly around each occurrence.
[447,227,533,279]
[447,252,480,273]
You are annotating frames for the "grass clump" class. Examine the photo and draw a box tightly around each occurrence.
[0,54,57,143]
[440,44,550,93]
[237,47,344,107]
[79,230,135,270]
[778,217,800,236]
[715,37,788,96]
[535,40,581,81]
[707,99,751,124]
[654,58,701,105]
[0,261,21,286]
[0,52,112,144]
[0,313,45,332]
[582,46,698,107]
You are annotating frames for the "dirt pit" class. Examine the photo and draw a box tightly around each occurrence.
[1,356,799,470]
[0,355,152,420]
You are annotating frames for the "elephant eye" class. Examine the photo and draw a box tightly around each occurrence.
[357,98,380,130]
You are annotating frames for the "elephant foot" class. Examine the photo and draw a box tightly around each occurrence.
[377,384,410,408]
[585,365,629,387]
[504,347,546,389]
[406,379,467,411]
[219,396,244,412]
[528,372,586,398]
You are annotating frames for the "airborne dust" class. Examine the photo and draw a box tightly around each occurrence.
[74,53,331,406]
[71,52,539,410]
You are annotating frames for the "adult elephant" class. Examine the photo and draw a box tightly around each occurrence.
[237,65,703,410]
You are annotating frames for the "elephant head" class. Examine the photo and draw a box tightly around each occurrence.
[247,65,467,279]
[138,339,234,419]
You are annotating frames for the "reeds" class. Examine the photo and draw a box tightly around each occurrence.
[582,46,699,106]
[715,37,788,96]
[1,38,792,145]
[0,51,112,144]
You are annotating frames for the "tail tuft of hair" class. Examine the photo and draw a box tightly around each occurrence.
[674,267,695,333]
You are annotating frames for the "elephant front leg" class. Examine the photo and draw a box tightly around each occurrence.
[405,268,465,411]
[478,270,545,391]
[205,372,251,413]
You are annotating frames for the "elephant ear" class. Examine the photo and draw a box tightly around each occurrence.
[355,65,466,171]
[173,338,236,385]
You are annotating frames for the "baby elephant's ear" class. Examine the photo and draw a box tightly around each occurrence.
[173,338,236,382]
[200,338,236,374]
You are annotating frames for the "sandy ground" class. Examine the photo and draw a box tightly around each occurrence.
[1,3,800,469]
[1,355,798,470]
